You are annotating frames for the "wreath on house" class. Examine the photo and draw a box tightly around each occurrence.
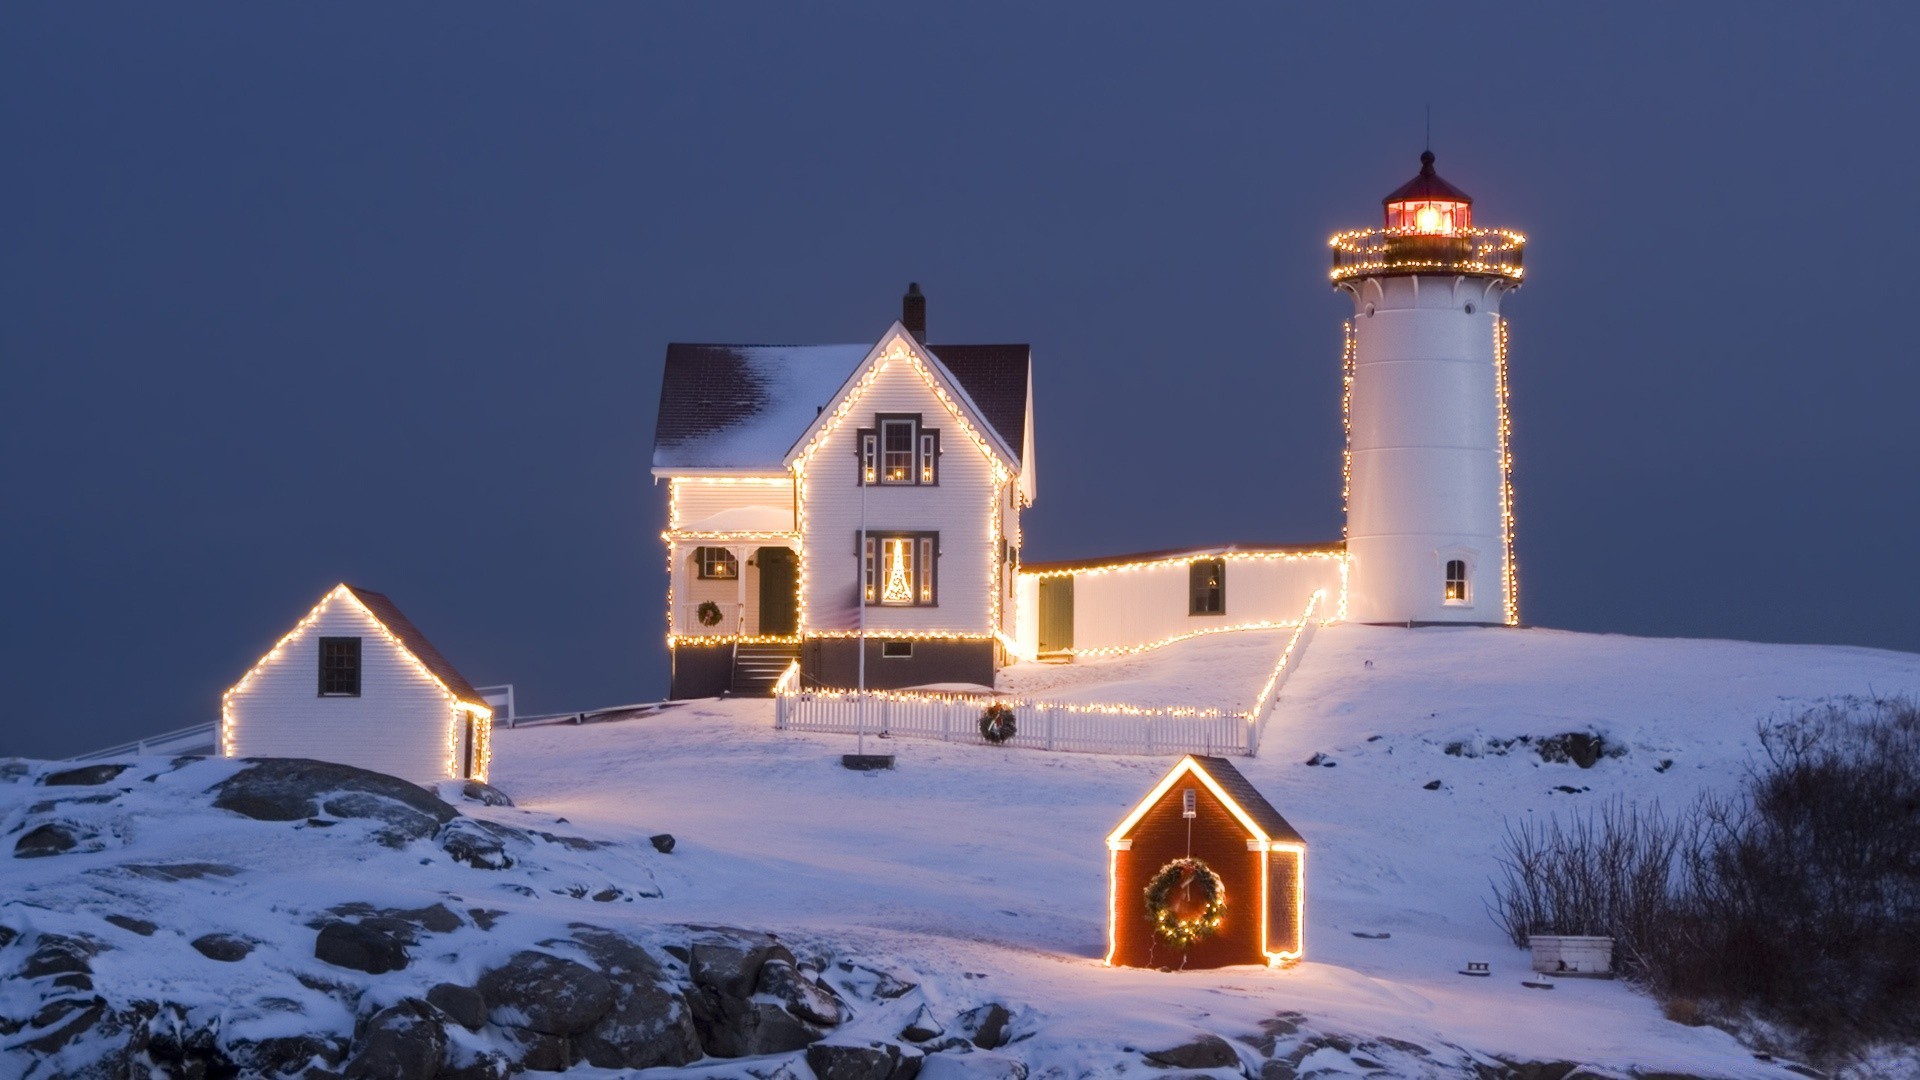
[1144,857,1227,950]
[979,702,1017,744]
[696,601,723,628]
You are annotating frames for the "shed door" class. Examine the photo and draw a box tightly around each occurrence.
[1038,576,1073,655]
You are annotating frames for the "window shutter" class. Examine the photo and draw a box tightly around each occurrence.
[919,535,936,604]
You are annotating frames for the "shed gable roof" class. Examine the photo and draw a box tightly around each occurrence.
[1109,755,1306,847]
[652,332,1030,472]
[226,584,489,711]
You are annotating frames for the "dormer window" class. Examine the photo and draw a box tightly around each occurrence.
[857,415,939,486]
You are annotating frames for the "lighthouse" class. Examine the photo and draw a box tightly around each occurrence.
[1331,151,1526,626]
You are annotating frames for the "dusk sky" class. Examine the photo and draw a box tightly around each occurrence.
[5,4,1916,759]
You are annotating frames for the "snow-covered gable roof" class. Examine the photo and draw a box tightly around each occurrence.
[226,584,490,711]
[783,325,1021,476]
[1109,755,1306,847]
[652,333,1030,473]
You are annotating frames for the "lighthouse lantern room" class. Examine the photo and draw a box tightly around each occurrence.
[1330,151,1527,626]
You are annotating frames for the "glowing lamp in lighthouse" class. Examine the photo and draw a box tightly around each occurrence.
[1329,150,1526,626]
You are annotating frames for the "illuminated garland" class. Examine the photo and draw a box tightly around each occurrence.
[1145,857,1227,950]
[1327,226,1526,284]
[1244,591,1325,722]
[1020,548,1343,581]
[1341,319,1355,533]
[1494,316,1520,626]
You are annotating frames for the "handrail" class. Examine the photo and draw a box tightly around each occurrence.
[1329,226,1525,284]
[69,721,219,762]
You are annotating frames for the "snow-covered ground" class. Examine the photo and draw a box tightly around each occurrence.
[8,624,1919,1076]
[490,624,1920,1075]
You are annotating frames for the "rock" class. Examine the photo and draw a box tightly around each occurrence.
[758,957,844,1027]
[570,927,702,1070]
[191,933,255,962]
[920,1053,1029,1080]
[807,1041,922,1080]
[23,934,97,978]
[1144,1033,1238,1070]
[427,984,487,1031]
[229,1033,349,1078]
[1537,733,1606,769]
[436,1044,515,1080]
[357,916,420,945]
[900,1003,945,1042]
[650,833,676,853]
[1260,1062,1298,1080]
[122,861,241,881]
[836,960,918,1000]
[460,779,514,806]
[957,1003,1012,1050]
[41,763,130,786]
[345,1001,447,1080]
[686,984,826,1058]
[106,914,157,936]
[0,760,29,783]
[1494,1063,1581,1080]
[315,921,409,974]
[477,950,614,1036]
[1423,779,1444,790]
[14,822,90,858]
[690,927,796,999]
[391,902,464,934]
[321,792,447,847]
[438,819,515,869]
[210,758,458,828]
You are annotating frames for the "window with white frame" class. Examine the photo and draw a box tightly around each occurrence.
[695,547,739,580]
[857,415,938,485]
[1443,559,1469,603]
[860,531,938,606]
[1189,558,1225,616]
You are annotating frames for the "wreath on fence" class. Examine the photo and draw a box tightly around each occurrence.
[1144,857,1227,950]
[979,702,1017,744]
[696,601,723,628]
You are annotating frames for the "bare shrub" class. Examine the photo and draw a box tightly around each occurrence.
[1488,697,1920,1063]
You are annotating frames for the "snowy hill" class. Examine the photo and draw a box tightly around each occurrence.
[6,625,1919,1077]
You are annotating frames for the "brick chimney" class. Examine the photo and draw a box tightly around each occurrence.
[901,282,926,339]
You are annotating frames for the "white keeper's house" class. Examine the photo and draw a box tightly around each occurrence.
[654,149,1527,698]
[222,584,495,783]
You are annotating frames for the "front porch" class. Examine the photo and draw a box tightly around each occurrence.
[667,539,799,640]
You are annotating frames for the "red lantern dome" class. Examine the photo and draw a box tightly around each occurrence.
[1383,150,1472,235]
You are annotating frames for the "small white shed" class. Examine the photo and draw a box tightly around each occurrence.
[222,584,494,784]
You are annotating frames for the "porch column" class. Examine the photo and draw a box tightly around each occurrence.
[667,541,687,637]
[730,544,751,635]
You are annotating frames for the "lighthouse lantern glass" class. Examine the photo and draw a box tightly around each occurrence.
[1387,198,1470,235]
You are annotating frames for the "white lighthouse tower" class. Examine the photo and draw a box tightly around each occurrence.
[1331,151,1526,625]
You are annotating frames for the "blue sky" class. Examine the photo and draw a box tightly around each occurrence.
[4,3,1916,757]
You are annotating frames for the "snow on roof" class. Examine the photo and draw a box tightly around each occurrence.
[674,505,794,534]
[652,344,871,471]
[653,340,1031,472]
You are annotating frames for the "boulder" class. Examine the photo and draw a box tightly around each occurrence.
[228,1032,349,1078]
[210,758,458,828]
[345,1001,447,1080]
[477,951,615,1037]
[315,921,409,974]
[689,927,795,999]
[460,779,514,807]
[320,792,448,848]
[105,914,157,937]
[41,763,130,786]
[14,822,90,858]
[1144,1033,1238,1070]
[650,833,676,853]
[436,1044,515,1080]
[686,984,826,1058]
[837,960,918,1000]
[569,927,702,1070]
[957,1003,1012,1050]
[496,1026,570,1072]
[22,935,97,979]
[807,1040,923,1080]
[438,819,515,869]
[900,1003,945,1043]
[190,933,255,962]
[426,984,487,1031]
[920,1053,1030,1080]
[758,957,844,1027]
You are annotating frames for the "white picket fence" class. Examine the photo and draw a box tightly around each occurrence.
[776,690,1255,756]
[773,592,1326,759]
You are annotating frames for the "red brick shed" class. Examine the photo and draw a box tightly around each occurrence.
[1105,755,1306,969]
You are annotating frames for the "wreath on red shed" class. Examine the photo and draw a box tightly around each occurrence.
[979,702,1017,744]
[1144,857,1227,949]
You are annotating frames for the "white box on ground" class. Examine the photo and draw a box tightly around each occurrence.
[1529,935,1614,977]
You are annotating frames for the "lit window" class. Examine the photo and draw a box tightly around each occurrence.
[319,637,361,697]
[1444,559,1469,603]
[695,547,738,580]
[1189,558,1225,616]
[862,531,938,606]
[858,416,938,485]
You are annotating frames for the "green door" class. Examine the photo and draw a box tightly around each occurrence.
[757,547,798,636]
[1038,576,1074,655]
